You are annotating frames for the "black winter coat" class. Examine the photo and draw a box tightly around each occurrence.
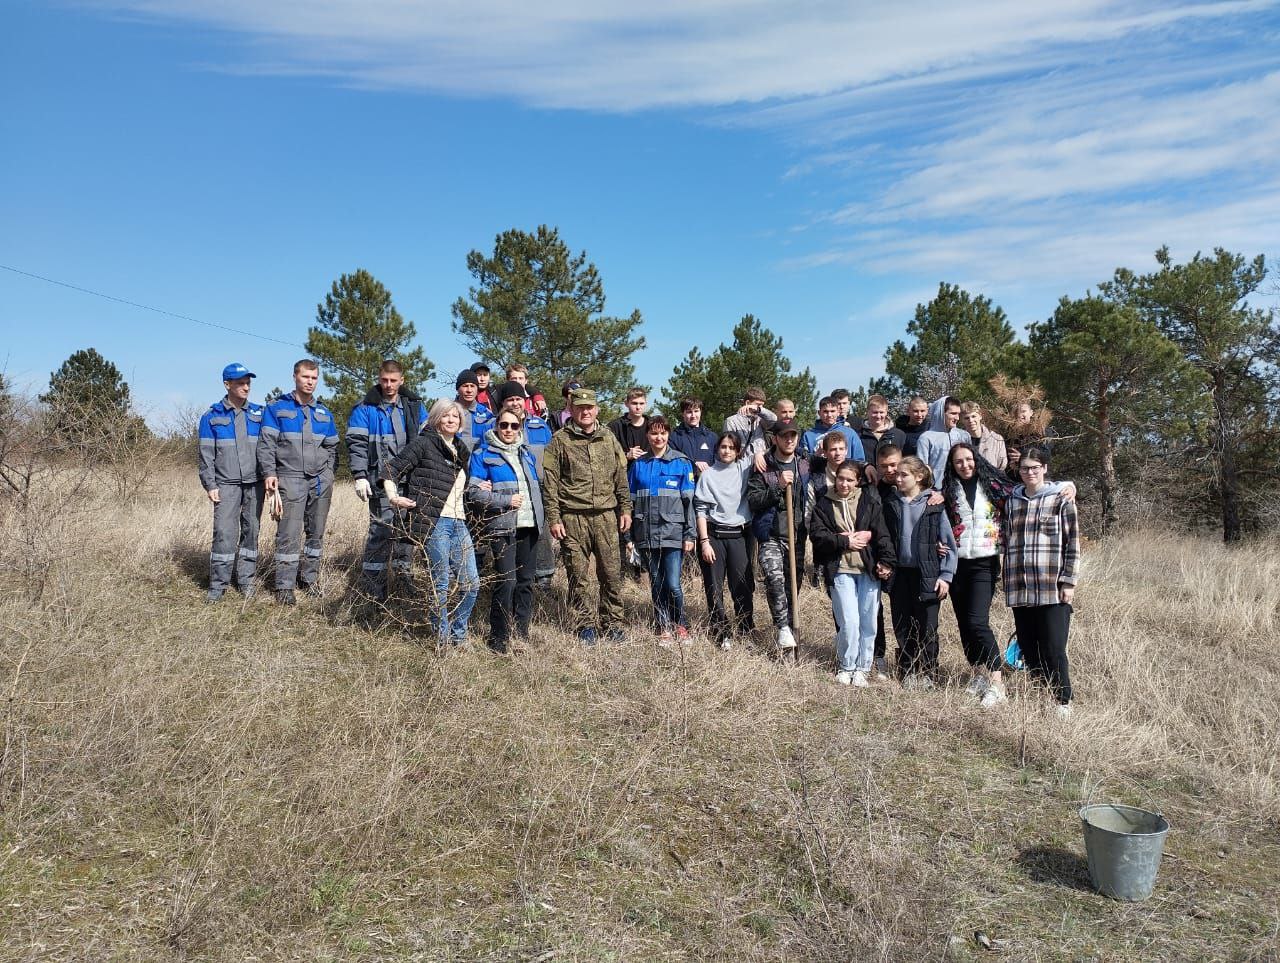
[881,494,948,602]
[809,485,896,586]
[380,429,470,540]
[747,452,810,541]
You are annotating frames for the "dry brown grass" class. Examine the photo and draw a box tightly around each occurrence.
[1,468,1278,961]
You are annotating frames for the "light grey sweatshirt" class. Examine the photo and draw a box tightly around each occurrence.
[694,458,752,526]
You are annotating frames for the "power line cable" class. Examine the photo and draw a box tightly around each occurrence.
[0,263,304,349]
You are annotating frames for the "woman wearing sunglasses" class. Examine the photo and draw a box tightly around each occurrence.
[467,410,545,654]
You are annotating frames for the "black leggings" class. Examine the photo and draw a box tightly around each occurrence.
[699,527,755,640]
[951,555,1003,671]
[1013,603,1073,704]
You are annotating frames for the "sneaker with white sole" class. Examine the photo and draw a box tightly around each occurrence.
[717,639,732,651]
[851,671,871,688]
[835,670,853,686]
[964,675,989,697]
[980,684,1008,708]
[776,625,796,650]
[1054,702,1073,718]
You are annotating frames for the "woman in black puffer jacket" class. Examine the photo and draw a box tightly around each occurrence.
[380,399,478,645]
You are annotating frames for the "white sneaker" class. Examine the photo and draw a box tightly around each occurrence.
[776,625,796,650]
[835,670,853,686]
[965,675,990,697]
[851,671,871,688]
[1054,702,1074,719]
[980,685,1007,708]
[717,639,732,651]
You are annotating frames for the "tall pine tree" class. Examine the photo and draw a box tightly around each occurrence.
[1102,247,1280,541]
[451,226,647,413]
[306,269,433,429]
[876,283,1017,401]
[663,315,818,428]
[41,348,144,446]
[1027,295,1201,534]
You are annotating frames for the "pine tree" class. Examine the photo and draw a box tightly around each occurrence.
[1027,295,1202,534]
[41,348,144,446]
[306,269,433,428]
[876,283,1017,401]
[450,226,647,413]
[1102,247,1280,541]
[663,315,818,428]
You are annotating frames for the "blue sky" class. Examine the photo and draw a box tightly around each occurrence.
[3,1,1277,424]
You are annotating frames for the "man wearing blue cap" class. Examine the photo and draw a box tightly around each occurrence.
[198,363,266,601]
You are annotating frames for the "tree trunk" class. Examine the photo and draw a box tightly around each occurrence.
[1213,371,1243,543]
[1097,393,1116,536]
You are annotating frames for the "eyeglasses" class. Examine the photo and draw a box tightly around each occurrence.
[1019,464,1045,473]
[497,421,521,430]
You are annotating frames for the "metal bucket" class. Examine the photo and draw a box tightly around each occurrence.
[1079,803,1170,901]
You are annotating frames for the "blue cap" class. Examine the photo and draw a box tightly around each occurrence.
[222,363,256,381]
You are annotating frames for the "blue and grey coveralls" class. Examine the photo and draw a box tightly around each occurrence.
[198,398,265,592]
[347,386,427,593]
[257,393,340,590]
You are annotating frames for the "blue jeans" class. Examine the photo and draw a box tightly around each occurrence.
[641,546,686,631]
[831,572,880,672]
[423,517,479,643]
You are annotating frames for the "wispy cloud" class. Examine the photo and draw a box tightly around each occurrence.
[89,1,1275,109]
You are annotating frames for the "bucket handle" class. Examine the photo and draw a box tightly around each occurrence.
[1082,775,1164,820]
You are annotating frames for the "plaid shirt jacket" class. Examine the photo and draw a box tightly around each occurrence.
[1002,487,1079,607]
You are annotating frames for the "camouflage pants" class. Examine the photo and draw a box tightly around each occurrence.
[560,510,624,631]
[758,535,806,630]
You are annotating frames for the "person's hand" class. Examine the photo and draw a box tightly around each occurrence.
[618,513,632,534]
[509,493,524,508]
[779,470,794,488]
[865,465,881,485]
[1007,446,1021,464]
[388,494,416,510]
[628,446,644,461]
[1060,585,1075,604]
[926,490,944,506]
[683,540,694,554]
[737,404,754,418]
[353,478,372,501]
[550,522,567,541]
[875,562,892,580]
[534,399,549,416]
[1061,481,1077,503]
[935,579,951,599]
[475,479,493,492]
[753,453,768,473]
[264,476,279,493]
[842,531,857,549]
[207,488,221,504]
[700,541,716,564]
[695,461,711,474]
[850,530,871,550]
[937,540,949,558]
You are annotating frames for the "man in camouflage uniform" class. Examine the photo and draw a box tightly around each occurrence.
[542,388,632,644]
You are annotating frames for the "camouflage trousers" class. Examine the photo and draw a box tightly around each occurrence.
[560,510,624,632]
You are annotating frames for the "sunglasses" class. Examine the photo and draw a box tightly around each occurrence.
[497,420,522,429]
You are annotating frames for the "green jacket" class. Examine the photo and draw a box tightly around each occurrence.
[542,422,632,524]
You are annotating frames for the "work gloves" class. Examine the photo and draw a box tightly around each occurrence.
[354,478,372,501]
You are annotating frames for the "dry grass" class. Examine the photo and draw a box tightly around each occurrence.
[1,468,1278,961]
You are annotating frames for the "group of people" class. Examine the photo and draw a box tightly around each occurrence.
[197,360,1080,713]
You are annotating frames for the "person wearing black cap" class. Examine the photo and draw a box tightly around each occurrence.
[454,368,495,453]
[198,363,265,601]
[747,417,810,655]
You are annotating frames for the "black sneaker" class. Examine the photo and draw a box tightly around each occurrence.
[206,588,225,603]
[276,589,297,606]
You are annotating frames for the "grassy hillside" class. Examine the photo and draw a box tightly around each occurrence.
[1,471,1278,961]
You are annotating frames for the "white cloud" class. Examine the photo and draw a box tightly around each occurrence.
[88,0,1275,110]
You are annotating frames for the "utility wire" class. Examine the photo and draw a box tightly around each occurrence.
[0,263,304,349]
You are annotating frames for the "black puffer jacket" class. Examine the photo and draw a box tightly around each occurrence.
[809,484,896,586]
[380,429,470,540]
